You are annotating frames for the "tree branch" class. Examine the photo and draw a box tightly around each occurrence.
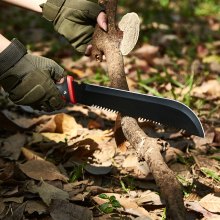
[91,0,186,219]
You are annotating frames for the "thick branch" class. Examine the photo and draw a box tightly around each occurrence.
[92,0,127,89]
[106,0,117,32]
[92,0,186,219]
[121,117,186,219]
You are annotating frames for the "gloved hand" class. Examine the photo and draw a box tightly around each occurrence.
[0,39,65,112]
[41,0,104,53]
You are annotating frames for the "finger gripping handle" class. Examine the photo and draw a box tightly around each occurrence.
[56,75,76,104]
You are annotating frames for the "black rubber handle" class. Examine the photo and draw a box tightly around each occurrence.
[56,75,76,104]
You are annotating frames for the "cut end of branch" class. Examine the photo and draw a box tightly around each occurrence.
[118,12,140,55]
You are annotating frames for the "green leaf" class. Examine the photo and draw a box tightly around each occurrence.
[162,208,166,220]
[210,156,220,161]
[99,202,110,211]
[195,2,220,17]
[159,0,169,7]
[119,179,130,193]
[111,200,122,208]
[103,206,114,214]
[201,167,220,182]
[176,154,187,165]
[69,164,85,183]
[98,194,109,200]
[99,203,114,214]
[109,196,116,202]
[182,73,194,107]
[203,55,220,64]
[138,83,164,97]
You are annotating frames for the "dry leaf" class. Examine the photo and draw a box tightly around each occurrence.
[63,180,91,192]
[66,138,99,160]
[93,193,150,217]
[137,162,151,177]
[0,111,25,132]
[41,132,69,143]
[21,147,44,161]
[210,62,220,74]
[49,199,93,220]
[199,193,220,213]
[0,133,26,160]
[163,147,185,163]
[37,115,56,133]
[92,140,116,164]
[135,190,164,206]
[38,113,80,137]
[26,181,69,206]
[114,114,128,152]
[185,201,220,219]
[193,155,219,172]
[31,131,76,144]
[29,132,45,144]
[3,196,24,204]
[52,113,72,133]
[34,113,81,143]
[79,130,116,164]
[3,202,26,220]
[70,192,90,201]
[203,55,220,64]
[19,160,68,182]
[122,154,139,168]
[192,80,220,99]
[25,200,47,215]
[13,114,52,129]
[185,193,201,202]
[159,34,179,45]
[87,119,103,129]
[197,45,209,58]
[193,132,215,150]
[0,199,5,215]
[66,67,85,78]
[0,163,14,181]
[214,128,220,144]
[2,185,19,197]
[133,44,159,63]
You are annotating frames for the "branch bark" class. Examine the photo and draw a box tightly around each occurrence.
[91,1,186,219]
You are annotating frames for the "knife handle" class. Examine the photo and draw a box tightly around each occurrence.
[56,75,76,104]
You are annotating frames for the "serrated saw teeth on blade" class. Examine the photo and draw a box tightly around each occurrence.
[91,104,118,114]
[138,118,162,125]
[180,129,187,134]
[138,117,146,122]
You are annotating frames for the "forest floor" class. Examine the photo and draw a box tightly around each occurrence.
[0,1,220,219]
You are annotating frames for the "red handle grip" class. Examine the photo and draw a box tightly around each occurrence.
[56,75,76,104]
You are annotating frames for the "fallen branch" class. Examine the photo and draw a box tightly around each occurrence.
[91,0,186,219]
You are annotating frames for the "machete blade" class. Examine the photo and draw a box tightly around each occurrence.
[72,81,204,137]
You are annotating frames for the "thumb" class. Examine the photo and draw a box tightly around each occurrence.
[97,12,108,31]
[48,60,66,82]
[27,54,65,82]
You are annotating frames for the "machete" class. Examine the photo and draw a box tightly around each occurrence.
[57,76,204,137]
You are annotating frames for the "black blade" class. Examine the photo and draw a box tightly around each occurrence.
[73,81,204,137]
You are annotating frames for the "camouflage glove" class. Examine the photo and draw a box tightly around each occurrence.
[41,0,104,53]
[0,39,65,112]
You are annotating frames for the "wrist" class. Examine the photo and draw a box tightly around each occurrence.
[0,39,27,76]
[0,36,11,52]
[2,0,46,13]
[41,0,66,21]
